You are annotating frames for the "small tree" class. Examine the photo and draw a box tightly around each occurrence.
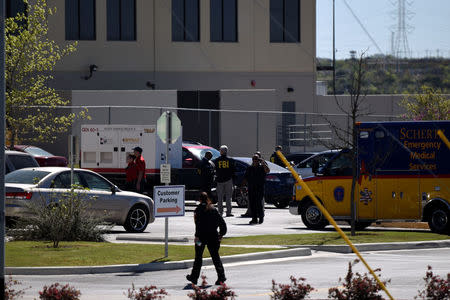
[10,187,109,248]
[126,283,168,300]
[321,51,371,235]
[400,85,450,120]
[39,283,80,300]
[187,276,236,300]
[5,0,88,147]
[328,259,390,300]
[5,276,29,300]
[271,276,315,299]
[415,265,450,300]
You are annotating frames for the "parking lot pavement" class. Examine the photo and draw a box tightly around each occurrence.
[104,203,319,244]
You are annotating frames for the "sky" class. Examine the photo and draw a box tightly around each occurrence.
[316,0,450,59]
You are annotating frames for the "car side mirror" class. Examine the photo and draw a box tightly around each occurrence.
[111,185,118,195]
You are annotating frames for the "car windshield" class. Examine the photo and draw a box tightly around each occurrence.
[6,169,51,184]
[297,152,337,168]
[188,147,220,160]
[235,158,288,172]
[23,147,53,156]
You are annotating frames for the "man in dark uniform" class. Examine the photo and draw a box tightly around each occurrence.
[244,154,269,224]
[213,145,236,217]
[197,151,215,197]
[270,145,284,167]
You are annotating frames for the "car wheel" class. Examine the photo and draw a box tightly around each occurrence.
[428,207,450,234]
[124,205,149,233]
[273,199,289,209]
[301,201,328,230]
[233,186,248,208]
[346,220,372,230]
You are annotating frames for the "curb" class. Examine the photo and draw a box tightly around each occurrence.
[116,236,190,243]
[302,240,450,253]
[5,248,311,276]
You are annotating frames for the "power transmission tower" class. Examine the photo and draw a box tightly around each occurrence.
[391,0,414,58]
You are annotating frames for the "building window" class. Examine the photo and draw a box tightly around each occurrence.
[270,0,300,43]
[107,0,136,41]
[172,0,199,42]
[6,0,27,18]
[65,0,96,40]
[210,0,237,42]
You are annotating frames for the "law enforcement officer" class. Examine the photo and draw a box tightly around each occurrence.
[213,145,236,217]
[197,151,215,197]
[270,145,284,167]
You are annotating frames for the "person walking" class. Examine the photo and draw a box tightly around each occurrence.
[270,145,284,167]
[186,192,227,286]
[197,151,215,197]
[244,154,269,224]
[133,146,146,193]
[125,154,137,191]
[213,145,236,217]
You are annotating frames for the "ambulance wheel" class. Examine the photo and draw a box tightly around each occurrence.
[301,202,328,230]
[428,207,450,234]
[124,205,149,233]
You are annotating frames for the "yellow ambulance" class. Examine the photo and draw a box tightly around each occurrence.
[289,121,450,234]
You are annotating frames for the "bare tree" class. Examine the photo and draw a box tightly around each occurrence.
[321,51,371,236]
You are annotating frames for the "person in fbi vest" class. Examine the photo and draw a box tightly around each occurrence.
[213,145,236,217]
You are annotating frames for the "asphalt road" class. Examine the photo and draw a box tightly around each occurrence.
[104,203,322,244]
[11,248,450,299]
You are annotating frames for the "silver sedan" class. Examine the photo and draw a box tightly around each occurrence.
[5,167,155,233]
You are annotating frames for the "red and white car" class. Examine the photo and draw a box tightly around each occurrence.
[13,145,68,167]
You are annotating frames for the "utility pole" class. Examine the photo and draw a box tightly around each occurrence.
[0,0,6,296]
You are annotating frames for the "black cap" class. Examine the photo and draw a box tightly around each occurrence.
[133,146,143,153]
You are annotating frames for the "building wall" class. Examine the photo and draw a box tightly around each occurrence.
[48,0,316,73]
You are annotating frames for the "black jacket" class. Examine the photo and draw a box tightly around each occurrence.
[194,203,227,242]
[270,152,284,167]
[213,155,236,183]
[197,157,215,187]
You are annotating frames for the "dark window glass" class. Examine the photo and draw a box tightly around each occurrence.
[65,0,96,40]
[80,172,112,191]
[52,172,82,188]
[270,0,300,43]
[6,0,26,18]
[172,0,199,41]
[7,155,38,170]
[210,0,237,42]
[107,0,136,41]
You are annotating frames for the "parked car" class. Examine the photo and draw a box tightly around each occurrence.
[5,150,40,174]
[13,145,68,167]
[179,142,220,192]
[285,152,317,166]
[293,150,340,178]
[5,167,155,233]
[233,157,295,209]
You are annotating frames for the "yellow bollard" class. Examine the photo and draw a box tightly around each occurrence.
[276,150,395,300]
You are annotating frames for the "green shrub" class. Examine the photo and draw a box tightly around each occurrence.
[10,187,110,248]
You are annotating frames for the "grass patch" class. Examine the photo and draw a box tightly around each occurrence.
[6,241,278,267]
[222,231,450,246]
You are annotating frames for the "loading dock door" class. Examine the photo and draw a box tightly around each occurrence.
[177,91,220,149]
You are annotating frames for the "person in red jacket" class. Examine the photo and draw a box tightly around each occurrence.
[133,147,146,193]
[125,154,137,191]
